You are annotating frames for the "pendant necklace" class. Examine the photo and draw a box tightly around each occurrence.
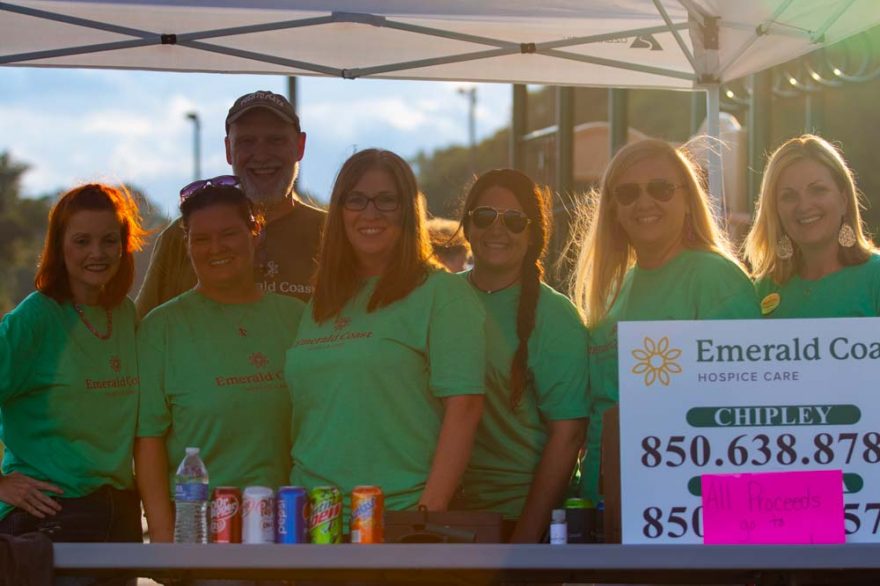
[73,304,113,340]
[468,271,519,295]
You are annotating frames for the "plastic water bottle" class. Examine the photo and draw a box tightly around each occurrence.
[173,446,209,543]
[549,509,567,544]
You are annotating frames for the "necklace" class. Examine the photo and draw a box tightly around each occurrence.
[467,270,519,295]
[73,304,113,340]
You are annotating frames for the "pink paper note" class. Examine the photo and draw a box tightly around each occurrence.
[701,470,844,544]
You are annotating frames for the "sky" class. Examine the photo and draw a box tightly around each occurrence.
[0,68,513,217]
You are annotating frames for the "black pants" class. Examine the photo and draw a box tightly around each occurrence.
[0,485,141,543]
[0,485,142,586]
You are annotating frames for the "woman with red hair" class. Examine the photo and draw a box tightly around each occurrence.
[0,183,146,546]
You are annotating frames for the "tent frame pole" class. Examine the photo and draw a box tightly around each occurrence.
[511,84,528,171]
[556,87,574,196]
[609,89,629,156]
[704,83,726,221]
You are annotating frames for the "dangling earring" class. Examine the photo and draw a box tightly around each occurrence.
[776,234,793,260]
[838,222,857,248]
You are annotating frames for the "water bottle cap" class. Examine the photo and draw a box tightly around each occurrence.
[551,509,566,523]
[185,447,200,455]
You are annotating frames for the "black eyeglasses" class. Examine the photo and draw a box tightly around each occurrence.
[179,175,240,203]
[342,192,400,212]
[468,206,531,234]
[613,179,684,206]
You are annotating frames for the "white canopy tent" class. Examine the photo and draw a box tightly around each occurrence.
[3,0,879,204]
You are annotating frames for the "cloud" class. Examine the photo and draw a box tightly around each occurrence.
[303,92,474,145]
[1,70,511,214]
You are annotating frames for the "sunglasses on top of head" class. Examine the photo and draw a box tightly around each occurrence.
[179,175,240,203]
[468,206,531,234]
[613,179,685,206]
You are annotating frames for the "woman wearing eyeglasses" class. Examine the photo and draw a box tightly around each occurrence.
[744,135,880,318]
[284,149,485,528]
[0,184,145,551]
[135,178,304,542]
[457,169,588,543]
[571,139,760,502]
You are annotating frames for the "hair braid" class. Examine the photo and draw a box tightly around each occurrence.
[461,168,551,410]
[510,252,543,409]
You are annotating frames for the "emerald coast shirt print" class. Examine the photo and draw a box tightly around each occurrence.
[0,292,139,520]
[137,290,304,493]
[285,270,486,525]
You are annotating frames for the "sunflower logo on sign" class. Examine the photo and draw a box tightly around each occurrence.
[631,336,682,387]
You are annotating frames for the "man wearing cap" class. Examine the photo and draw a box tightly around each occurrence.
[136,90,326,318]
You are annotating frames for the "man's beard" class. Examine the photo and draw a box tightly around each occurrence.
[236,162,299,206]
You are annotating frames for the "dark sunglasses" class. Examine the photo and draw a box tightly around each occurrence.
[468,206,531,234]
[613,179,684,206]
[343,192,400,212]
[179,175,240,203]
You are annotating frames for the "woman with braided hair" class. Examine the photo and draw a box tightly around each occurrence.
[458,169,588,543]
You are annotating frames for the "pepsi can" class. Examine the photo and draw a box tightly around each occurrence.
[276,486,309,543]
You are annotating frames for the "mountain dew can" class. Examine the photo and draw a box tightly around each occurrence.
[308,486,342,544]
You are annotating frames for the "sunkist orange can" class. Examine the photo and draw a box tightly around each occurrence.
[350,485,384,543]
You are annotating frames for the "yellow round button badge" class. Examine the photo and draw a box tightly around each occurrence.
[761,292,780,315]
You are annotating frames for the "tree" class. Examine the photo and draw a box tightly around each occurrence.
[413,128,509,219]
[0,154,171,315]
[0,153,51,314]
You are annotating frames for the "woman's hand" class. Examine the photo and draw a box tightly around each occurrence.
[510,418,586,543]
[0,472,63,518]
[134,437,174,543]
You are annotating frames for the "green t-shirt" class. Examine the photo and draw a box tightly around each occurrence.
[755,254,880,318]
[460,277,589,519]
[137,290,304,494]
[0,292,139,520]
[285,270,486,526]
[582,249,760,502]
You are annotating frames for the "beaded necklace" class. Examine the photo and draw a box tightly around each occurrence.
[73,304,113,340]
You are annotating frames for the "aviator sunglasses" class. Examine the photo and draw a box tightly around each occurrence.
[179,175,241,203]
[468,206,531,234]
[613,179,684,206]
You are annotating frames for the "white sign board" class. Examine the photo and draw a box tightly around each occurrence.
[618,318,880,544]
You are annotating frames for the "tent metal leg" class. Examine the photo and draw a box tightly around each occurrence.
[609,88,629,156]
[287,77,298,111]
[510,84,528,171]
[557,86,574,196]
[704,83,726,219]
[691,91,707,136]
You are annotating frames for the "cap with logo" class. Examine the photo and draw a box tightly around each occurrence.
[225,90,301,133]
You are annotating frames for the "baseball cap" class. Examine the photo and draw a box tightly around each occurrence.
[225,90,301,133]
